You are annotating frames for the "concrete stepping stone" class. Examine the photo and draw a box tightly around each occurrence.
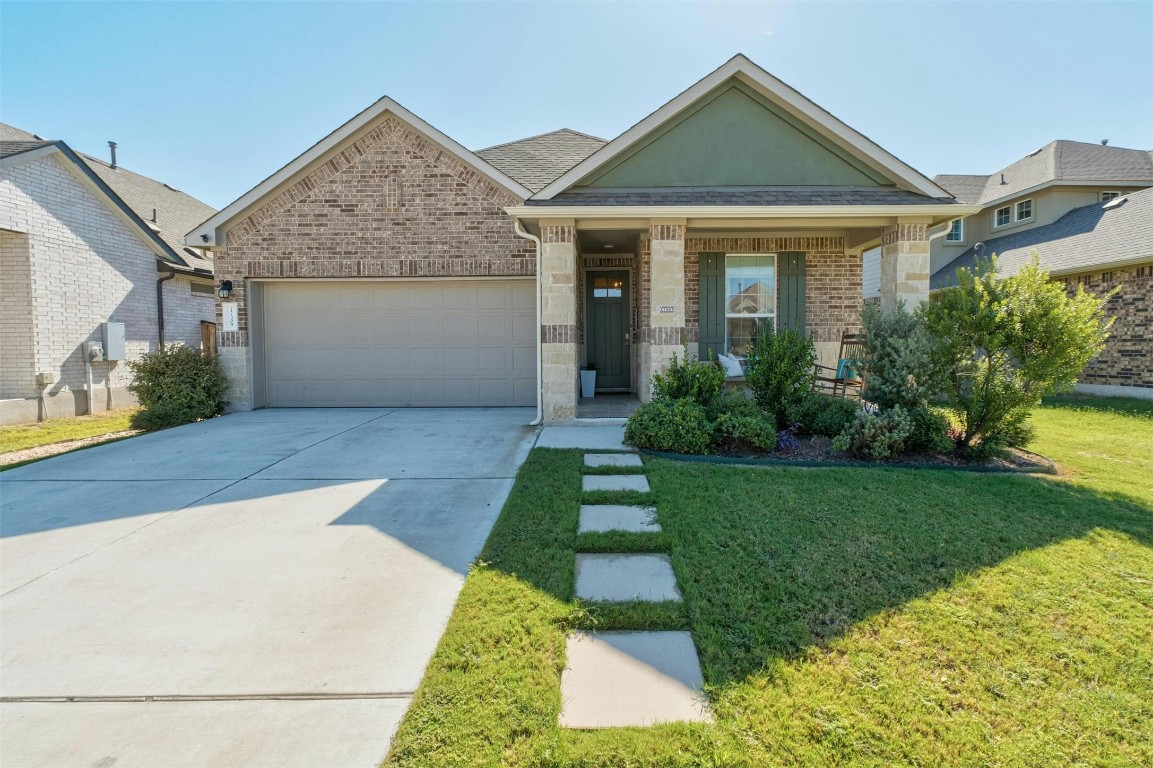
[560,631,712,728]
[574,553,681,602]
[584,453,643,468]
[583,475,650,493]
[537,426,633,451]
[579,505,660,533]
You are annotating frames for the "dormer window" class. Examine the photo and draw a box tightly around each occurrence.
[1015,199,1033,222]
[945,219,964,242]
[995,206,1011,227]
[1101,191,1121,202]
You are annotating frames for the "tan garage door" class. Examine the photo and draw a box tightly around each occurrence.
[261,280,536,407]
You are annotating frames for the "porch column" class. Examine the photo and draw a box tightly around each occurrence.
[879,219,931,312]
[540,220,578,422]
[639,220,686,401]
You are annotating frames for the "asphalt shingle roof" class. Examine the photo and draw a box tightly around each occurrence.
[525,187,960,207]
[931,186,1153,290]
[934,141,1153,207]
[476,129,606,193]
[1,122,216,274]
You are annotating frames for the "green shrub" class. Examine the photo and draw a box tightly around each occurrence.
[714,413,777,453]
[651,346,725,408]
[796,393,861,438]
[127,344,227,430]
[922,256,1114,452]
[704,388,761,422]
[832,405,914,460]
[904,406,955,454]
[743,325,817,429]
[623,399,715,455]
[858,301,948,411]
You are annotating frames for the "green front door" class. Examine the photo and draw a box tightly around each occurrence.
[585,271,631,390]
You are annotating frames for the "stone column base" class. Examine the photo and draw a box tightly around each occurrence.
[543,341,577,422]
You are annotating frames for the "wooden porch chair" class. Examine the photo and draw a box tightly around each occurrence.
[813,332,866,398]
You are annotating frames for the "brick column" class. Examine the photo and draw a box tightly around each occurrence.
[879,220,931,312]
[639,221,686,401]
[540,221,578,422]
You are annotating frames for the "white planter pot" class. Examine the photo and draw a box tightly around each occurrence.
[580,370,597,398]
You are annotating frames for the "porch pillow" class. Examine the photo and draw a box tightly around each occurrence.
[835,359,858,381]
[717,353,744,379]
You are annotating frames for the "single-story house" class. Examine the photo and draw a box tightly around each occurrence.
[187,55,975,422]
[931,186,1153,398]
[1,123,217,424]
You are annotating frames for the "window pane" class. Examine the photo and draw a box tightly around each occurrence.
[1016,200,1032,219]
[996,207,1011,226]
[725,254,775,314]
[946,219,962,241]
[726,317,770,357]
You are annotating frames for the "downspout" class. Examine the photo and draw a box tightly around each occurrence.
[156,265,176,347]
[514,218,544,426]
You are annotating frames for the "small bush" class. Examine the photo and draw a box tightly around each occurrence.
[651,346,725,408]
[714,413,778,454]
[704,388,761,422]
[624,399,715,454]
[743,325,817,429]
[796,393,861,438]
[832,405,913,460]
[858,302,948,411]
[127,344,227,430]
[905,406,955,454]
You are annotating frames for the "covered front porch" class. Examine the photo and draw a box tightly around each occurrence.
[522,214,942,423]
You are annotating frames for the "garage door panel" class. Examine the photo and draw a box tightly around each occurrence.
[262,280,534,407]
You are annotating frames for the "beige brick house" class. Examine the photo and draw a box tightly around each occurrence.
[1,124,216,424]
[187,55,975,422]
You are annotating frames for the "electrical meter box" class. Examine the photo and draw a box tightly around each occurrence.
[101,322,126,361]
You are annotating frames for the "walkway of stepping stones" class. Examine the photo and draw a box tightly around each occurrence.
[559,451,712,729]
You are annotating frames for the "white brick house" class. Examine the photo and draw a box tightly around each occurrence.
[1,124,217,424]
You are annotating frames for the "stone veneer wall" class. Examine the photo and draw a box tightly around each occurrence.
[213,115,533,409]
[1065,264,1152,390]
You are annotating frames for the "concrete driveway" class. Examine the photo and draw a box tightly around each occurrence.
[0,408,537,768]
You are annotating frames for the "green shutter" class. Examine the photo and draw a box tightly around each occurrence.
[778,251,806,335]
[698,252,725,359]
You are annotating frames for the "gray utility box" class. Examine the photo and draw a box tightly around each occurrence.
[101,321,126,361]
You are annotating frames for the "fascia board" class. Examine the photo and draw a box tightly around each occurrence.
[534,55,950,200]
[186,97,532,248]
[507,204,981,221]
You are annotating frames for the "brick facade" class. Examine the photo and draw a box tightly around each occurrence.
[682,236,861,351]
[1065,264,1152,389]
[0,153,214,424]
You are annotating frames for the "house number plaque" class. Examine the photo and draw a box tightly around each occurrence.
[658,306,675,313]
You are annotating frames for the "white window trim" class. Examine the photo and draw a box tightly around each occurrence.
[1101,191,1121,202]
[724,252,777,356]
[945,218,964,243]
[1015,198,1034,222]
[994,205,1012,228]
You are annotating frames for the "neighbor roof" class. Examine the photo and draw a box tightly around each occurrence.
[931,187,1153,290]
[1,122,216,275]
[933,141,1153,208]
[477,129,605,193]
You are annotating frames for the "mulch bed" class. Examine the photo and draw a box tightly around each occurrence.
[653,436,1056,474]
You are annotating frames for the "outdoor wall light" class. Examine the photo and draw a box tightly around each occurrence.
[218,279,233,299]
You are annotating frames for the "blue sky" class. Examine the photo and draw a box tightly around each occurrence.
[3,1,1151,209]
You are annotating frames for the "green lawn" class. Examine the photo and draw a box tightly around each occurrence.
[385,396,1153,767]
[0,408,139,454]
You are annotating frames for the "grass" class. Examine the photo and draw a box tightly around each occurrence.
[386,395,1153,767]
[0,407,139,454]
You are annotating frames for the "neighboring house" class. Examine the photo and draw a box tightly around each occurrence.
[1,123,217,424]
[187,55,974,422]
[931,187,1153,397]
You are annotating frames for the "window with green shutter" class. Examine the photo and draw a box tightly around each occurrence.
[699,251,806,359]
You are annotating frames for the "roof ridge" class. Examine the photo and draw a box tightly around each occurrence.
[476,128,605,153]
